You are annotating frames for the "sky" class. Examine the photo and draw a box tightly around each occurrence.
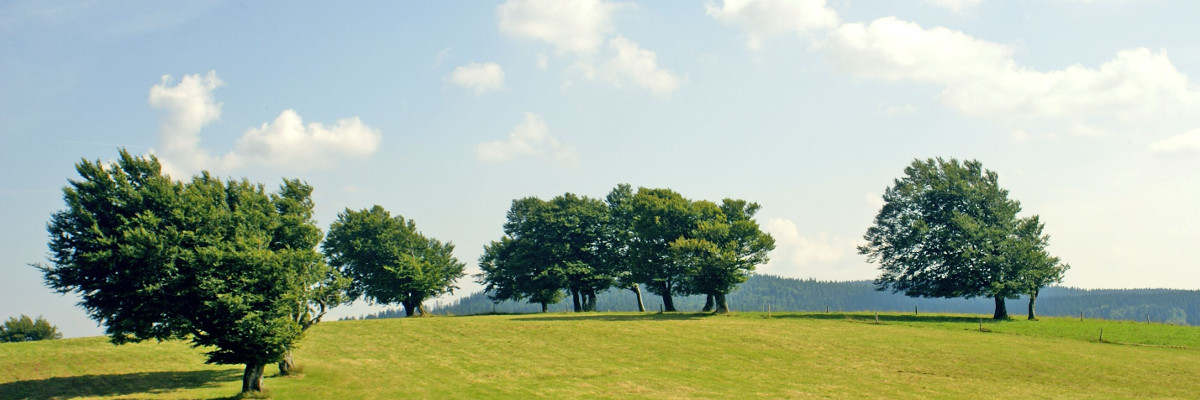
[2,0,1199,338]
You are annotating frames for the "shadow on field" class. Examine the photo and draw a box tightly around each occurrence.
[511,312,714,322]
[0,368,241,400]
[768,313,994,324]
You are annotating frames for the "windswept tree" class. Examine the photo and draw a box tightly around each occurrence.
[38,151,346,394]
[859,158,1066,319]
[628,188,694,312]
[1010,216,1070,320]
[0,315,62,342]
[476,194,613,312]
[604,184,646,312]
[673,199,775,314]
[323,206,466,317]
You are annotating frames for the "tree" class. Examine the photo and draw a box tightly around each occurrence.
[858,158,1065,319]
[673,199,775,314]
[604,184,646,312]
[476,194,613,312]
[1009,216,1070,320]
[38,151,345,394]
[628,188,694,312]
[0,315,62,342]
[323,206,466,317]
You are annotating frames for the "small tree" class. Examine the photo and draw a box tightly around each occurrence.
[0,315,62,342]
[323,206,465,317]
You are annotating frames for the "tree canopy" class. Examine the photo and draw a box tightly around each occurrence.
[0,315,62,342]
[858,158,1068,319]
[477,185,773,314]
[323,205,466,317]
[38,150,346,393]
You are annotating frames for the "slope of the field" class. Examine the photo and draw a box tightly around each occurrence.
[2,312,1198,399]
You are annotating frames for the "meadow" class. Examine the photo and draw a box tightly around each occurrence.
[2,312,1197,399]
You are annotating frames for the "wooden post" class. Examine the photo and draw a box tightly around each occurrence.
[826,305,829,313]
[1080,311,1084,321]
[914,306,918,316]
[768,304,772,318]
[1099,328,1104,342]
[1147,314,1151,324]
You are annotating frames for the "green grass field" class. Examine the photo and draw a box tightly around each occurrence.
[2,312,1197,399]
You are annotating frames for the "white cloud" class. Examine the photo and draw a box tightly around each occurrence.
[147,71,381,176]
[925,0,983,13]
[1149,129,1200,154]
[823,17,1200,123]
[497,0,622,56]
[476,112,579,167]
[762,218,851,271]
[595,36,684,97]
[706,0,840,50]
[447,62,506,95]
[498,0,683,96]
[235,110,381,170]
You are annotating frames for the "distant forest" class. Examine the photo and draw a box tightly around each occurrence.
[347,275,1200,326]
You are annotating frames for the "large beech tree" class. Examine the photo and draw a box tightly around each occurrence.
[673,199,775,314]
[323,206,465,317]
[38,151,345,394]
[858,158,1067,319]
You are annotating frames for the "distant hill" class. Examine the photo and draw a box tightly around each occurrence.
[352,275,1200,326]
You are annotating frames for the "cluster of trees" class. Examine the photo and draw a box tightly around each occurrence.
[0,314,62,342]
[859,158,1070,319]
[477,184,775,314]
[36,150,464,394]
[428,275,1197,326]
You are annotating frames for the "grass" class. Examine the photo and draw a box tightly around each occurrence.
[2,312,1198,399]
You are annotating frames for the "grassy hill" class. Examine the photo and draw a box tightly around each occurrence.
[3,312,1199,399]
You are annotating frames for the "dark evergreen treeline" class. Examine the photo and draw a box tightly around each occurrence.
[348,275,1199,326]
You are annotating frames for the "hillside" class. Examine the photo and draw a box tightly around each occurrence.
[2,312,1199,399]
[369,275,1200,326]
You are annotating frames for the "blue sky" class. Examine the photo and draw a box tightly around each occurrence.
[3,0,1199,337]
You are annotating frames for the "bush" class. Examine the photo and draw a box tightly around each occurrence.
[0,314,63,342]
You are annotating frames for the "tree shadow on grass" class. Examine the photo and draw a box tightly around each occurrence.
[0,368,242,400]
[767,312,994,324]
[510,312,715,322]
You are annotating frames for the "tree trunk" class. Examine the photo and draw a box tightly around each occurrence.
[1027,292,1038,320]
[993,296,1008,320]
[714,293,730,314]
[584,289,596,312]
[277,350,295,376]
[572,288,582,312]
[403,301,417,317]
[631,284,645,312]
[242,363,265,393]
[702,294,714,312]
[660,281,676,312]
[540,302,548,313]
[418,303,429,317]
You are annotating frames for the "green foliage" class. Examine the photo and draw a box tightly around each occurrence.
[323,206,465,316]
[859,158,1067,318]
[0,315,62,342]
[37,150,345,393]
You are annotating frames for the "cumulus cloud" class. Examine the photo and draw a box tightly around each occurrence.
[234,110,381,170]
[476,112,579,167]
[706,0,840,50]
[762,218,851,270]
[497,0,683,96]
[1149,129,1200,155]
[823,17,1200,123]
[447,62,506,95]
[579,37,684,97]
[497,0,621,56]
[147,71,381,176]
